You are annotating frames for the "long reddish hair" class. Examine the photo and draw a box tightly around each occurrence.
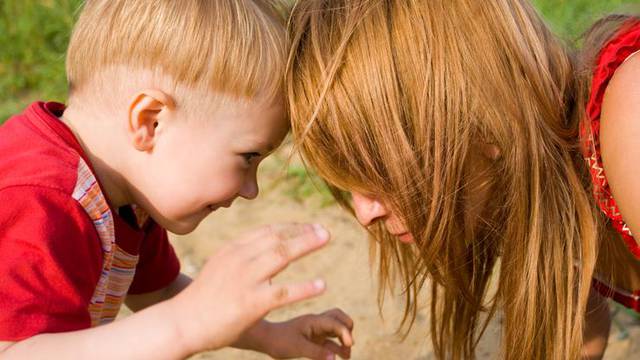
[286,1,600,358]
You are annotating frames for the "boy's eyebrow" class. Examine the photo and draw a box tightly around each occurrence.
[247,139,277,154]
[241,133,286,154]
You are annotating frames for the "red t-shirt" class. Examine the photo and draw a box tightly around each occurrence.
[0,102,180,340]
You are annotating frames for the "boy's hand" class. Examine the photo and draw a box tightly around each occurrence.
[166,223,331,356]
[262,309,354,360]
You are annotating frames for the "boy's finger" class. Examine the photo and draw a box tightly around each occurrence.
[308,315,354,347]
[233,223,303,255]
[252,224,330,279]
[244,223,312,247]
[322,339,351,359]
[242,222,294,240]
[324,308,355,331]
[261,279,326,309]
[239,223,319,258]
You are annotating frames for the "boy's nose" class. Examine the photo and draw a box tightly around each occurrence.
[351,192,388,226]
[239,170,259,200]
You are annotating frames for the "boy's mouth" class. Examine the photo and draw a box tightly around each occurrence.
[207,202,231,211]
[207,200,233,213]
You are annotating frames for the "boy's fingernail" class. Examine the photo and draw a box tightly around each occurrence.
[326,354,335,360]
[314,279,326,291]
[313,224,329,241]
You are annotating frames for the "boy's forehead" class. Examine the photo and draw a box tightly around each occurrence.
[229,97,285,124]
[217,97,288,144]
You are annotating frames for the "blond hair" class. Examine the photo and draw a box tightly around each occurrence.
[287,1,600,359]
[66,0,287,102]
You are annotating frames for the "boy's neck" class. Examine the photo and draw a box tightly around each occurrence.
[61,103,133,209]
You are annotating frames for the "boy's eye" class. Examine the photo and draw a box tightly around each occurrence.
[241,152,261,164]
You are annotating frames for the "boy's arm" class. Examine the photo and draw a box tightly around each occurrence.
[0,299,192,360]
[0,304,352,360]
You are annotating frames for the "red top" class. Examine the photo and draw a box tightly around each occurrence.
[0,102,180,340]
[582,20,640,258]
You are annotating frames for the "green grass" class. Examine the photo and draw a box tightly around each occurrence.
[534,0,639,41]
[283,163,336,206]
[0,0,81,121]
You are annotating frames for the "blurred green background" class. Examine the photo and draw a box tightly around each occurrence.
[0,0,638,123]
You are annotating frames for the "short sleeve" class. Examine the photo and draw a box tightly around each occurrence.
[0,186,103,341]
[127,224,180,294]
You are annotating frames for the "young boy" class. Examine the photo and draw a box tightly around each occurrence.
[0,1,353,359]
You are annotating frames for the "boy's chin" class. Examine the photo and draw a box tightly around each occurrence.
[163,218,201,235]
[151,208,208,235]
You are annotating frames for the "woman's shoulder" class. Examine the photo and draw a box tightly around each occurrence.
[599,52,640,249]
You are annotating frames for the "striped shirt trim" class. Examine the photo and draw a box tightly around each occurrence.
[72,158,139,326]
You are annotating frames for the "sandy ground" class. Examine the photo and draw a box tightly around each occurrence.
[120,148,640,359]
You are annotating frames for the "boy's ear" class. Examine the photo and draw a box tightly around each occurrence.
[128,89,175,152]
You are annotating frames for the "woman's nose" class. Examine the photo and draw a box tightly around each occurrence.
[351,192,388,226]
